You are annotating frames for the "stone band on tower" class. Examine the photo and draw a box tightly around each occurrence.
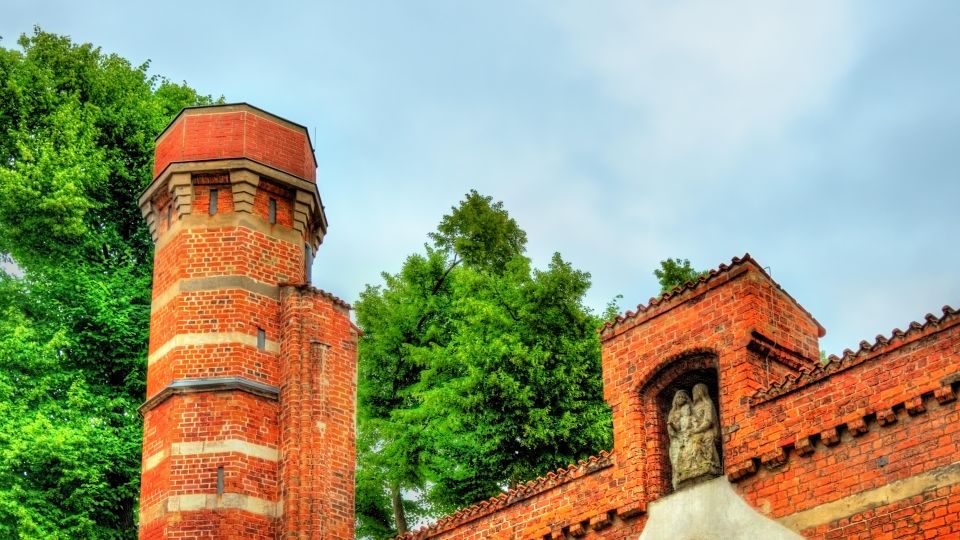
[137,104,357,539]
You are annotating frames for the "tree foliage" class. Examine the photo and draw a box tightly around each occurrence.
[355,191,612,538]
[0,28,212,538]
[653,258,707,294]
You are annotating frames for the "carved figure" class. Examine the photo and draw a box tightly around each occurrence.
[667,390,692,488]
[690,383,722,476]
[667,383,722,489]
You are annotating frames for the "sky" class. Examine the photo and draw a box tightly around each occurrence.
[3,1,958,355]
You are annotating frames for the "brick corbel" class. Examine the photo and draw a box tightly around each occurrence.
[819,427,840,447]
[876,408,897,426]
[139,172,192,241]
[229,169,260,214]
[794,436,815,456]
[905,396,926,415]
[292,190,310,233]
[293,189,326,248]
[761,447,787,470]
[168,172,193,221]
[141,202,158,241]
[616,501,646,519]
[589,511,612,530]
[934,385,956,404]
[728,458,758,481]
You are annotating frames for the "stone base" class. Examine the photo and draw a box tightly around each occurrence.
[638,476,801,540]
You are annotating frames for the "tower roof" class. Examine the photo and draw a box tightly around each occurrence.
[153,103,318,182]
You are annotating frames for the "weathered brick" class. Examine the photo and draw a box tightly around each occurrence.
[139,104,354,540]
[393,258,960,540]
[143,107,960,540]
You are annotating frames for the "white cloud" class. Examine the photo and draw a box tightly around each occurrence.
[536,1,865,250]
[4,1,958,352]
[548,1,860,162]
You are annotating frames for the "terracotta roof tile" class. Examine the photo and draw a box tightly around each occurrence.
[395,450,613,539]
[751,305,959,404]
[601,254,824,337]
[280,282,352,310]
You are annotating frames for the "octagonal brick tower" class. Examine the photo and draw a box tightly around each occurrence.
[137,104,357,539]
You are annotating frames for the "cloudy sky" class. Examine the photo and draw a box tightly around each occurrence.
[4,1,958,355]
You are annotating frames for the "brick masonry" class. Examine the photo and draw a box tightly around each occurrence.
[138,103,959,539]
[138,104,357,539]
[398,256,960,539]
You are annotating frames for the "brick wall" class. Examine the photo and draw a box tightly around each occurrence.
[153,104,317,181]
[138,104,355,539]
[140,104,958,539]
[278,285,358,538]
[401,256,960,539]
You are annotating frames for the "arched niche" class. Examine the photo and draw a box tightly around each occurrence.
[638,350,722,500]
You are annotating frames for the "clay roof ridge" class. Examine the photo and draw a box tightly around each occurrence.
[751,304,958,403]
[279,282,352,310]
[313,286,352,310]
[602,254,825,336]
[601,254,752,333]
[393,450,613,539]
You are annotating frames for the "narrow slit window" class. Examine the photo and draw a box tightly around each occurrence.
[268,198,277,224]
[209,188,219,215]
[257,328,266,350]
[166,203,173,229]
[304,244,314,284]
[216,466,224,495]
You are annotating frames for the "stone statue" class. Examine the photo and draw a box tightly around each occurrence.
[667,383,721,489]
[667,389,692,488]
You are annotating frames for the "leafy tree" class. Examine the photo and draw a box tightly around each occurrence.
[0,28,212,538]
[355,191,611,538]
[653,258,707,293]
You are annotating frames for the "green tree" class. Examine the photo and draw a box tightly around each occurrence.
[653,258,707,293]
[0,28,212,538]
[355,191,611,538]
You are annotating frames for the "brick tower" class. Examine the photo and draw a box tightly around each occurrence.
[137,104,357,539]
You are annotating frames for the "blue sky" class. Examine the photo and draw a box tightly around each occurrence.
[4,1,958,355]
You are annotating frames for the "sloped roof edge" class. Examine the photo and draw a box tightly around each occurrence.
[600,254,825,338]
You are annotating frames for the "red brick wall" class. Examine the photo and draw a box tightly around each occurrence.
[801,483,960,539]
[278,285,358,539]
[252,179,295,228]
[153,106,316,181]
[599,259,823,505]
[414,454,649,540]
[400,256,960,540]
[139,104,354,539]
[140,393,281,500]
[143,105,958,539]
[731,308,960,538]
[146,225,295,396]
[141,204,293,537]
[150,222,305,299]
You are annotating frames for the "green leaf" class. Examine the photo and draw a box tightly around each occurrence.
[0,27,213,538]
[355,192,611,533]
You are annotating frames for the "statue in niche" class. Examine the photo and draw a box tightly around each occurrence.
[667,389,693,488]
[667,383,721,489]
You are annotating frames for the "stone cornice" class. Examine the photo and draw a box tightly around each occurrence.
[138,158,327,247]
[139,377,280,415]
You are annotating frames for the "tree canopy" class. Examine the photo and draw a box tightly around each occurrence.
[0,28,212,538]
[0,28,714,540]
[355,191,612,538]
[653,258,708,294]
